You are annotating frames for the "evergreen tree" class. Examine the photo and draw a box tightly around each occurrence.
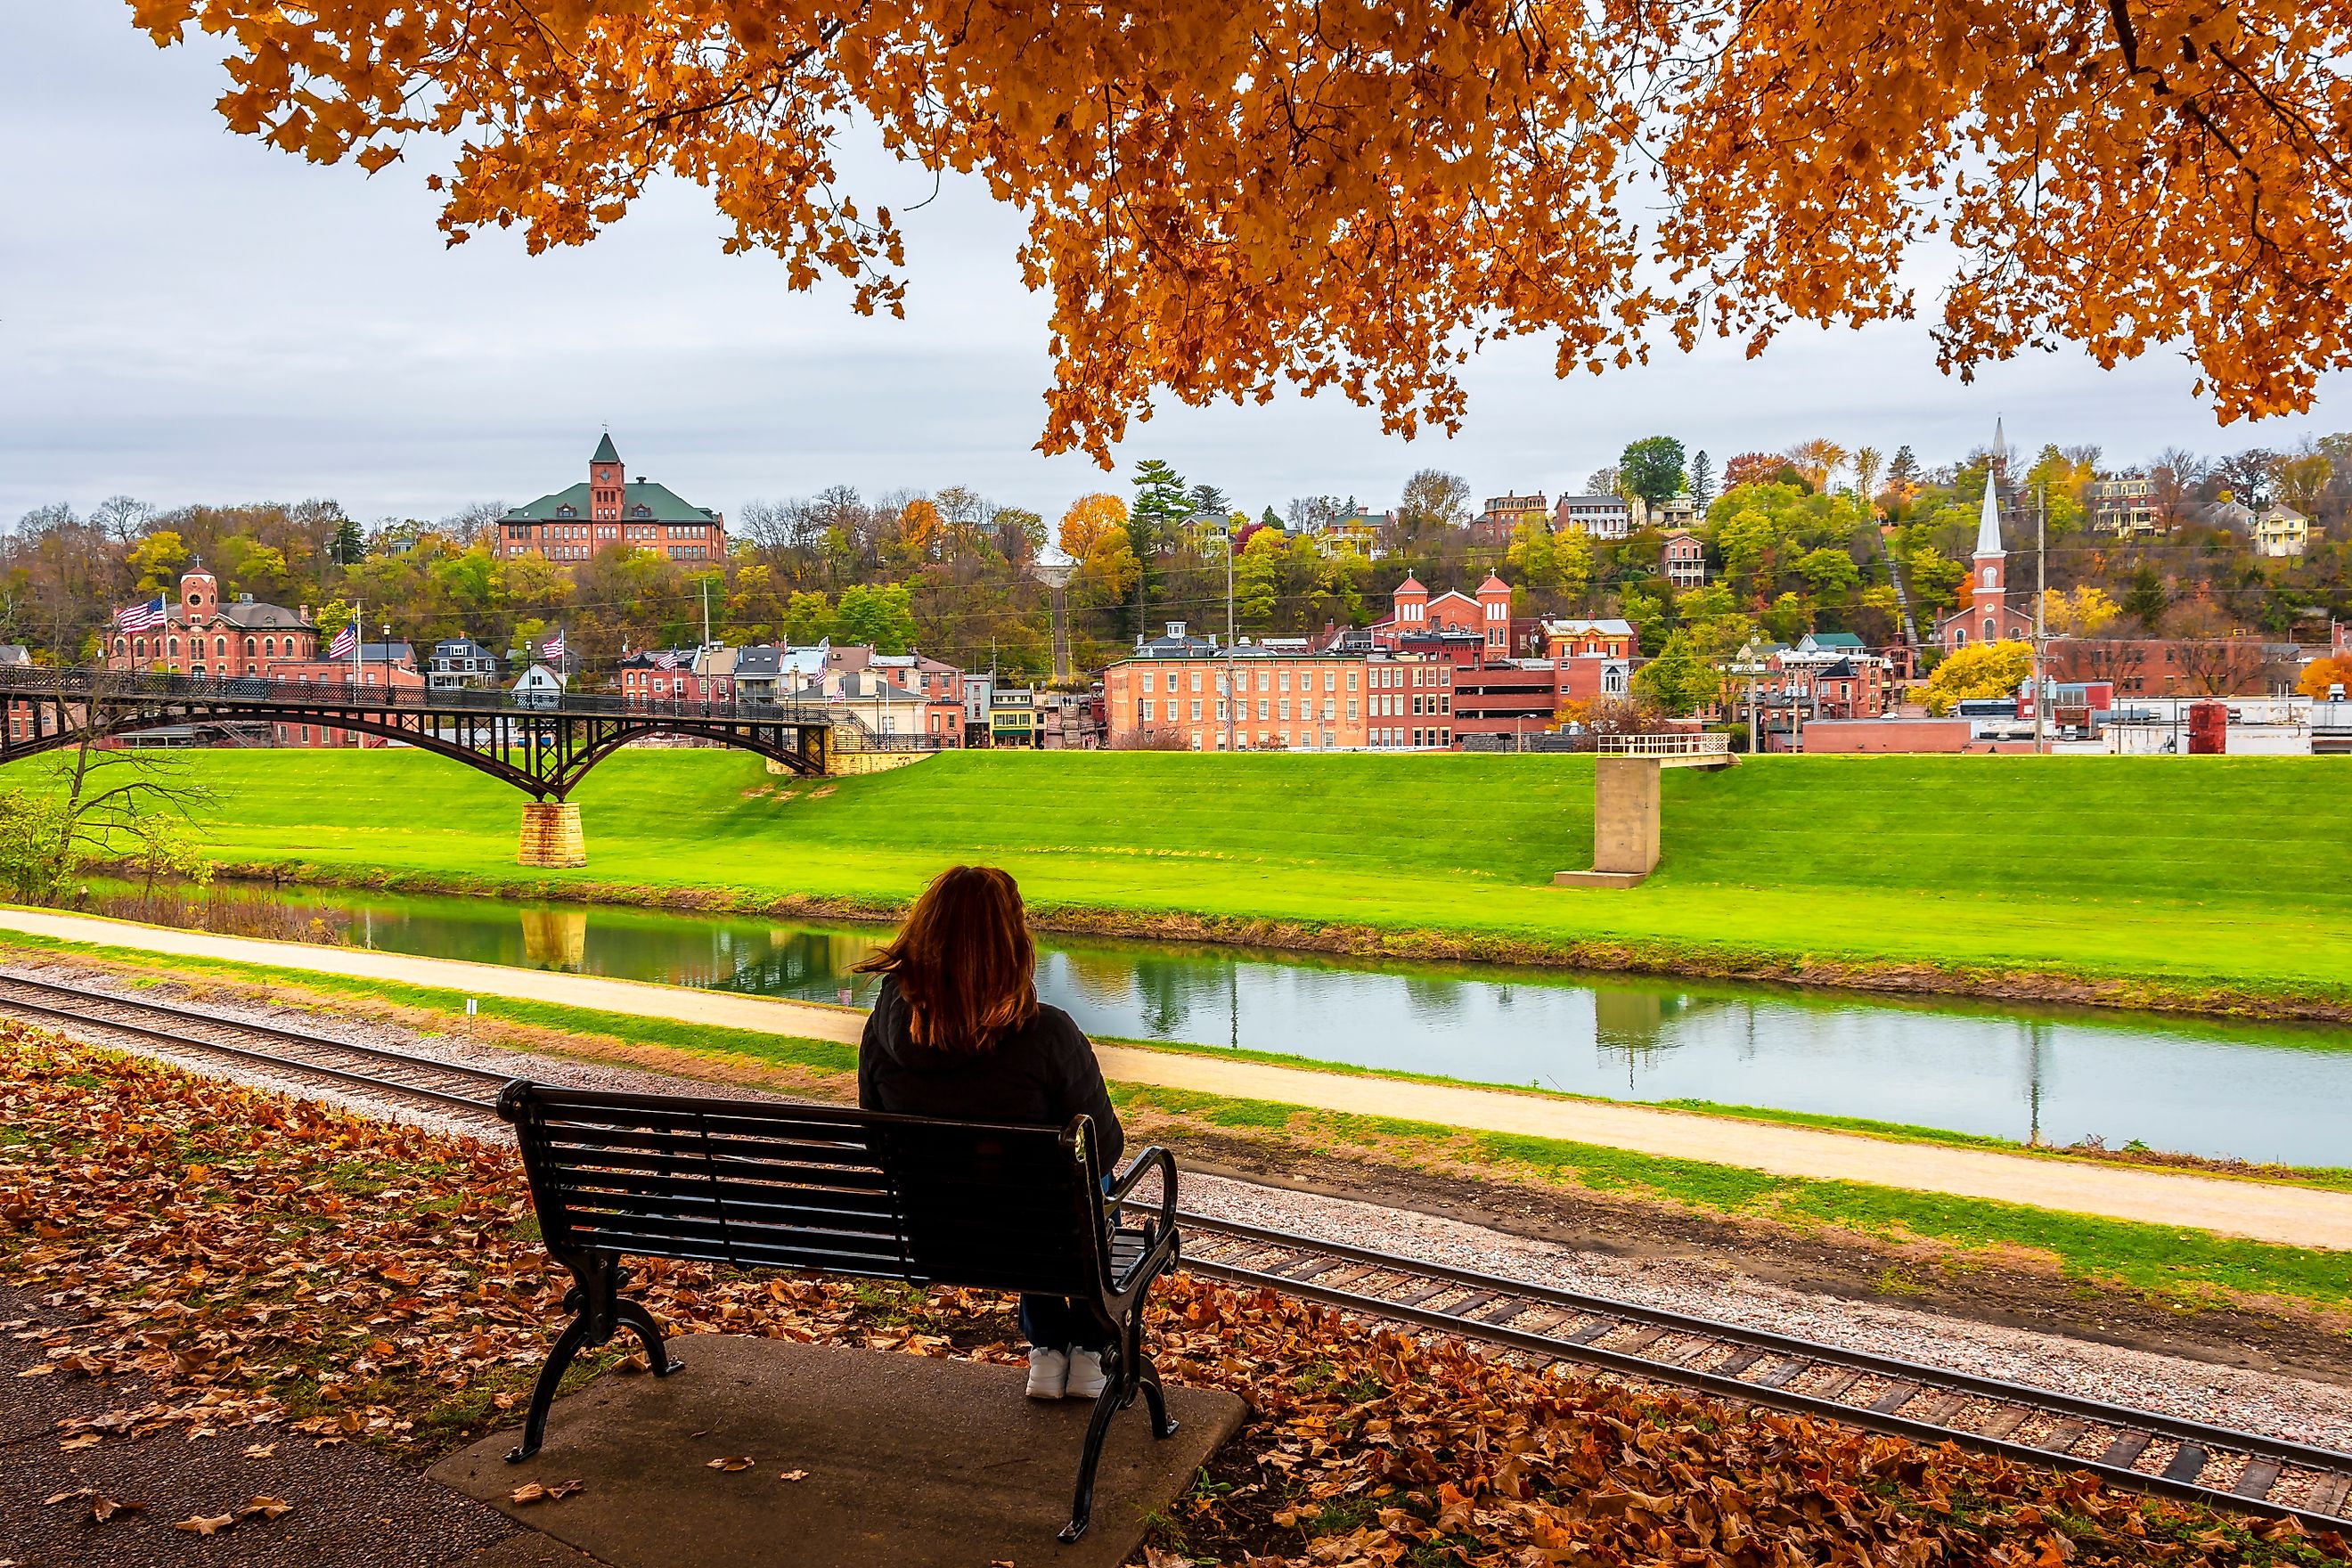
[2123,566,2169,633]
[331,514,364,566]
[1128,459,1190,631]
[1886,445,1921,494]
[1688,450,1715,511]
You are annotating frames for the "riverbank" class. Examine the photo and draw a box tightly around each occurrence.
[7,747,2344,1021]
[4,904,2349,1256]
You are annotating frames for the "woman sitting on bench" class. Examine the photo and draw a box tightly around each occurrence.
[854,864,1124,1403]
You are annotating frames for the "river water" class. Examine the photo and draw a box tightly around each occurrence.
[94,882,2352,1168]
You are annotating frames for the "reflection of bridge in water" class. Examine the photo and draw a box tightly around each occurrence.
[0,666,937,865]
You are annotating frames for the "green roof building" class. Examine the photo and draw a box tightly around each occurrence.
[495,437,726,567]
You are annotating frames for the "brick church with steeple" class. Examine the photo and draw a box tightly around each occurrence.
[1937,430,2037,652]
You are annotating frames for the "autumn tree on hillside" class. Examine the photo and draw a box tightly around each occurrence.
[1923,641,2032,715]
[131,0,2352,460]
[1619,437,1686,519]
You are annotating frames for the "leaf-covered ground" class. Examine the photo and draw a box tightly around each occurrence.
[1,1024,2344,1568]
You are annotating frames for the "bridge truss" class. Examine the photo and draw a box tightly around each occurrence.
[0,668,935,798]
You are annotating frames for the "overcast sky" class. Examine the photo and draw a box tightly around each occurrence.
[5,6,2346,535]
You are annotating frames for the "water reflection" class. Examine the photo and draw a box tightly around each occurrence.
[85,879,2352,1167]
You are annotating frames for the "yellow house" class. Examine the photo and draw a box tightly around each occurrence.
[2253,505,2309,559]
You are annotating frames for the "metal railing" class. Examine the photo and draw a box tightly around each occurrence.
[1596,731,1731,756]
[0,665,874,732]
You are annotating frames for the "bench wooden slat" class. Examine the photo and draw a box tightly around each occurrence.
[543,1164,902,1213]
[540,1126,893,1172]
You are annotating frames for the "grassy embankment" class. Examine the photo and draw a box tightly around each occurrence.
[10,935,2348,1319]
[6,747,2348,1016]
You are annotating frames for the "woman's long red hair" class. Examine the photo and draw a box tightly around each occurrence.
[853,864,1038,1052]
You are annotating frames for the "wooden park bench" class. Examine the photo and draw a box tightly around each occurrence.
[495,1079,1183,1542]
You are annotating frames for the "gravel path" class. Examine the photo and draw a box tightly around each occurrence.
[10,956,2351,1458]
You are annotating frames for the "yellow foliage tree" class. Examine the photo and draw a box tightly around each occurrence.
[131,1,2352,460]
[1058,493,1129,559]
[2297,655,2352,701]
[2041,586,2120,639]
[1923,641,2033,715]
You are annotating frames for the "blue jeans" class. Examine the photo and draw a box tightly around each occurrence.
[1019,1293,1111,1353]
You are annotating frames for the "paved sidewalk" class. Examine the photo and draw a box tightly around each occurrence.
[4,905,2348,1250]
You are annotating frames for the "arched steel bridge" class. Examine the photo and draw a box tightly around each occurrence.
[0,667,937,798]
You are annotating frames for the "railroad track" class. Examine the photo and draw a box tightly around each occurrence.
[0,969,511,1115]
[4,969,2347,1534]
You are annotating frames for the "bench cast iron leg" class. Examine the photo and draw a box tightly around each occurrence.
[507,1313,593,1463]
[1059,1346,1126,1545]
[614,1298,682,1377]
[1123,1311,1178,1439]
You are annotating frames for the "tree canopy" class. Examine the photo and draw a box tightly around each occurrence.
[128,0,2352,461]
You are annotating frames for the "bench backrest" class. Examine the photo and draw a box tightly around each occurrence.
[500,1080,1112,1300]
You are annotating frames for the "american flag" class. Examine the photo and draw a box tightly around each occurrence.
[328,624,356,659]
[114,597,166,633]
[543,631,567,663]
[652,650,681,670]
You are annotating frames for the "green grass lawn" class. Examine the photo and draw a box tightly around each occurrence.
[6,747,2347,1007]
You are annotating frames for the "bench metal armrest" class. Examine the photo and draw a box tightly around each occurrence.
[1107,1146,1179,1292]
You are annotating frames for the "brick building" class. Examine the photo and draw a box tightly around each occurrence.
[1368,574,1540,655]
[1103,649,1381,751]
[104,564,317,676]
[257,642,425,747]
[1661,528,1706,588]
[495,435,726,564]
[1540,618,1638,660]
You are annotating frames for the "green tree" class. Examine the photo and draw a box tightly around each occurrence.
[1629,629,1719,714]
[1902,543,1966,616]
[1620,436,1687,515]
[1553,527,1594,599]
[330,513,365,566]
[1715,507,1777,592]
[833,583,919,653]
[782,590,834,645]
[126,530,190,594]
[1128,458,1191,626]
[1795,546,1860,598]
[1687,450,1714,510]
[1234,529,1284,627]
[1505,516,1556,586]
[1886,445,1921,495]
[1760,591,1813,642]
[2123,566,2169,632]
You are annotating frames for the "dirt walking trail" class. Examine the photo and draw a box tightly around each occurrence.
[2,905,2345,1251]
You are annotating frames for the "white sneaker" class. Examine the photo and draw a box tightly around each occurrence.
[1025,1347,1068,1400]
[1064,1350,1107,1400]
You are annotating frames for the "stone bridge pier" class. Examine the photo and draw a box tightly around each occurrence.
[1554,736,1735,889]
[518,802,588,868]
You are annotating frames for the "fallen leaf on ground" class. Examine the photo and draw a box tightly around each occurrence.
[779,1469,808,1482]
[15,1363,54,1376]
[59,1433,101,1450]
[89,1497,139,1524]
[706,1455,754,1472]
[174,1514,236,1535]
[509,1482,551,1505]
[243,1441,277,1458]
[235,1496,295,1521]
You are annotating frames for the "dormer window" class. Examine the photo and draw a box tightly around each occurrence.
[632,504,651,519]
[558,505,577,519]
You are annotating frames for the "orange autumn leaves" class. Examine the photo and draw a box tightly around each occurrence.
[125,1,2352,456]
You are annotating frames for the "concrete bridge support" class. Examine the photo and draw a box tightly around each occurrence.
[518,801,587,869]
[1554,757,1661,889]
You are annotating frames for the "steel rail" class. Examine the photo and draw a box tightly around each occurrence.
[5,972,2345,1532]
[0,974,506,1113]
[1166,1212,2352,1532]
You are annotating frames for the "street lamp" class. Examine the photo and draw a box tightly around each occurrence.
[1195,510,1239,754]
[1029,543,1079,684]
[1730,641,1769,755]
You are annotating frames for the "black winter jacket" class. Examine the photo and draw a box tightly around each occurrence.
[856,974,1125,1170]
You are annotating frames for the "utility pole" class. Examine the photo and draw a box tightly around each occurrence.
[700,576,712,649]
[2034,483,2047,755]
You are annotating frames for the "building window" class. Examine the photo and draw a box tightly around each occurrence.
[1142,700,1155,722]
[1190,700,1202,722]
[245,637,257,657]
